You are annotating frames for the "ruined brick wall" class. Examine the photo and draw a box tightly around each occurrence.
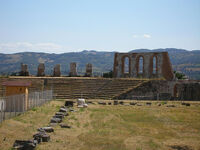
[69,62,77,77]
[53,64,61,77]
[37,63,45,76]
[113,52,174,80]
[85,63,92,77]
[174,82,200,100]
[19,63,29,76]
[116,80,174,100]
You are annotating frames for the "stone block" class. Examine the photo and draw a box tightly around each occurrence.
[53,114,64,119]
[37,127,54,133]
[130,102,137,105]
[146,102,152,106]
[55,112,68,116]
[50,118,62,123]
[59,108,68,112]
[65,101,74,107]
[60,123,71,128]
[13,140,36,150]
[114,100,118,105]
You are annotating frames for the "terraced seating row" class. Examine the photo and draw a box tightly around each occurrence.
[0,77,146,100]
[48,78,145,99]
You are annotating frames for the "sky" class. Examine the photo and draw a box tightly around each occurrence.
[0,0,200,54]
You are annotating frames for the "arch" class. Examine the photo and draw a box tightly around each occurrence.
[152,56,157,74]
[149,54,158,76]
[121,55,131,75]
[124,57,129,73]
[139,56,144,74]
[136,55,144,75]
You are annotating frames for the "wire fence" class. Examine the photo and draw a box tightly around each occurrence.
[0,90,53,123]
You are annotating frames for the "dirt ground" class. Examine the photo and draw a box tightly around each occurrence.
[0,100,200,150]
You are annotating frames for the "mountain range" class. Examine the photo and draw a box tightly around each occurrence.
[0,48,200,80]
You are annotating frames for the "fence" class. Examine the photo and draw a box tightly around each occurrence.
[0,90,53,123]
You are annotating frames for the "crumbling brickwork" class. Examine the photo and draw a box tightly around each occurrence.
[53,64,61,77]
[19,63,29,76]
[113,52,174,80]
[174,82,200,100]
[37,63,45,76]
[85,63,92,77]
[69,62,77,77]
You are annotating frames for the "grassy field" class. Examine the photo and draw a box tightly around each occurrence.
[0,100,200,150]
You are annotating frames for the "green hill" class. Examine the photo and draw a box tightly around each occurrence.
[0,48,200,79]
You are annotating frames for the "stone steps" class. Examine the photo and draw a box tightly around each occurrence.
[51,79,144,99]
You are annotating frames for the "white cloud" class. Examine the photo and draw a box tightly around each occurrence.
[132,34,152,39]
[143,34,151,38]
[0,42,63,54]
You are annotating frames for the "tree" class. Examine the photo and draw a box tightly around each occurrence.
[174,71,186,80]
[103,71,113,78]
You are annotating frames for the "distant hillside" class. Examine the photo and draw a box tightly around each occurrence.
[0,48,200,79]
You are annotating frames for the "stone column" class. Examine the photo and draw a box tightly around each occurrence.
[85,63,92,77]
[143,54,151,78]
[19,63,29,76]
[69,62,77,77]
[53,64,61,77]
[37,63,45,76]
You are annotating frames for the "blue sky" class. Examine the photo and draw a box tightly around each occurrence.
[0,0,200,53]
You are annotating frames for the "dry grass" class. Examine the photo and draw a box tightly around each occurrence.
[0,100,200,150]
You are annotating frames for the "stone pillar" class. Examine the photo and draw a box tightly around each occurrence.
[69,62,77,77]
[53,64,61,77]
[85,63,92,77]
[19,63,29,76]
[37,63,45,76]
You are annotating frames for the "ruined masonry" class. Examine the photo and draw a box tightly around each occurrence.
[37,63,45,76]
[113,52,174,80]
[85,63,92,77]
[19,63,29,76]
[69,62,77,77]
[53,64,61,77]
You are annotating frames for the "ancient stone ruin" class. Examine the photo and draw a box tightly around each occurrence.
[19,63,29,76]
[85,63,92,77]
[174,82,200,100]
[113,52,174,80]
[37,63,45,76]
[69,62,77,77]
[53,64,61,77]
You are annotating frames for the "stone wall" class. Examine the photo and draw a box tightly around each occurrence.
[19,63,29,76]
[174,82,200,100]
[85,63,92,77]
[37,63,45,76]
[53,64,61,77]
[113,52,174,80]
[115,80,175,100]
[69,63,77,77]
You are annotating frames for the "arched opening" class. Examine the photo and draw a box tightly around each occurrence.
[153,56,157,74]
[124,57,130,73]
[139,56,144,74]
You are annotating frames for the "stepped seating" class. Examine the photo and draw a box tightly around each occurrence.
[49,78,145,99]
[0,77,146,100]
